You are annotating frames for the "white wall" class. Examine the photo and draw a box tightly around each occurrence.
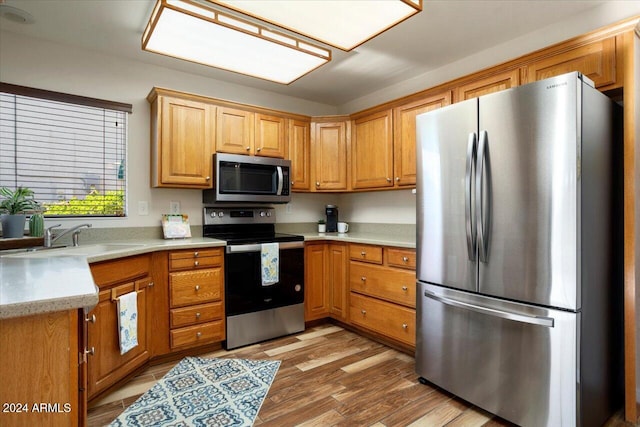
[0,31,338,229]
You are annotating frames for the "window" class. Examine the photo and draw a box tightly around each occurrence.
[0,83,132,217]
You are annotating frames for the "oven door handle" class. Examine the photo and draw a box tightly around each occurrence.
[226,241,304,253]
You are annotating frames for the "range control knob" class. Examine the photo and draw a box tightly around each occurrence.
[260,211,266,217]
[266,211,272,217]
[209,211,217,218]
[218,211,224,217]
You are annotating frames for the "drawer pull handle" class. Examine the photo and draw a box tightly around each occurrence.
[194,251,199,257]
[148,282,155,288]
[196,332,202,338]
[361,276,366,282]
[195,312,201,319]
[316,181,320,187]
[360,251,366,256]
[195,285,200,291]
[402,286,408,291]
[361,309,366,315]
[84,347,95,356]
[194,260,200,266]
[402,323,408,330]
[402,256,409,262]
[85,314,96,323]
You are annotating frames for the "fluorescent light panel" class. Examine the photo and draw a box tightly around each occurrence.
[211,0,422,51]
[142,0,331,84]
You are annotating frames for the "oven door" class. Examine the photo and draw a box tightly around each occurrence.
[225,241,304,316]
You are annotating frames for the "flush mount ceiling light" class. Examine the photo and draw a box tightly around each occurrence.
[142,0,331,84]
[211,0,422,51]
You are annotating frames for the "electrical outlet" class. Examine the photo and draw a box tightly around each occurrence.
[170,201,180,214]
[138,201,149,216]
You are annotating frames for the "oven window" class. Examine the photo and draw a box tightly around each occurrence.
[219,161,276,194]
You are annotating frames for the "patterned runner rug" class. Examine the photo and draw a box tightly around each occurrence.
[109,356,280,427]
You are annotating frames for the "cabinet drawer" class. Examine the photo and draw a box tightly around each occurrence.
[350,262,416,308]
[170,302,223,328]
[386,248,416,270]
[169,248,223,271]
[349,244,383,264]
[170,320,224,349]
[170,268,222,307]
[350,293,415,346]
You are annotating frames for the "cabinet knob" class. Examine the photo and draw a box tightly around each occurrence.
[195,312,201,319]
[148,282,154,288]
[360,251,366,256]
[386,177,392,182]
[316,181,320,187]
[195,285,200,291]
[257,147,262,152]
[402,323,408,330]
[402,286,408,291]
[361,309,366,315]
[85,314,96,323]
[246,146,251,151]
[194,260,199,266]
[291,181,295,185]
[206,176,211,181]
[395,177,400,182]
[194,251,199,257]
[84,347,95,356]
[361,276,366,282]
[196,332,202,338]
[402,256,409,262]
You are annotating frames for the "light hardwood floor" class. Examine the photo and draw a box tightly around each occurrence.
[87,323,627,426]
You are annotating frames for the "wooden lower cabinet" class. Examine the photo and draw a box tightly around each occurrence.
[350,293,416,346]
[328,243,348,321]
[304,242,330,321]
[87,256,153,399]
[168,248,225,351]
[0,310,81,427]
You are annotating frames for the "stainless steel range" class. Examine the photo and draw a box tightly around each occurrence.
[203,207,304,349]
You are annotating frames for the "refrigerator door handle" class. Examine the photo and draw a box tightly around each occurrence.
[465,132,477,261]
[424,290,555,328]
[476,130,490,262]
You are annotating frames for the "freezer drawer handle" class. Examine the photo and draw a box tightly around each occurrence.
[424,291,554,328]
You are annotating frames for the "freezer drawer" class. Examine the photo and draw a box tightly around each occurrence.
[416,282,578,427]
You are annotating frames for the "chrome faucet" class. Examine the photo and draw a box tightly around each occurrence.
[44,223,92,247]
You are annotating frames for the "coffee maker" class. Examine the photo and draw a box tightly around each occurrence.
[325,205,338,232]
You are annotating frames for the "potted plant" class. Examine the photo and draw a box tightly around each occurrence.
[317,219,326,233]
[0,187,41,238]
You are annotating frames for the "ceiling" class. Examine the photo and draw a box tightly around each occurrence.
[0,0,616,106]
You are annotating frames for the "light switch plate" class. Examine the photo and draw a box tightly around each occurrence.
[138,201,149,216]
[170,201,180,214]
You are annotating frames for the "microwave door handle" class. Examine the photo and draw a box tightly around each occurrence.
[276,166,284,195]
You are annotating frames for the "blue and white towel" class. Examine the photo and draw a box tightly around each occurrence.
[117,291,138,355]
[261,242,279,286]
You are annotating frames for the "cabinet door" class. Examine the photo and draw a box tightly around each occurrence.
[304,243,329,320]
[328,243,348,321]
[87,279,150,399]
[288,118,311,191]
[524,36,618,89]
[255,113,286,158]
[352,110,394,189]
[312,121,348,191]
[393,93,451,186]
[158,96,214,188]
[216,106,254,155]
[454,69,520,102]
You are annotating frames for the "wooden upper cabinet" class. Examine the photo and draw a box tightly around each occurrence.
[524,36,618,89]
[254,113,286,158]
[393,92,451,187]
[152,95,215,188]
[351,109,394,190]
[454,69,520,102]
[216,106,254,155]
[312,120,349,191]
[288,118,311,191]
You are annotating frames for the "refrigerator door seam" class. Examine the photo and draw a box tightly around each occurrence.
[423,290,555,328]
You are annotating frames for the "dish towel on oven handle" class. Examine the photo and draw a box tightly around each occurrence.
[261,242,279,286]
[117,291,139,354]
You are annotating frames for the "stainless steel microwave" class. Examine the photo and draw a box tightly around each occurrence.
[203,153,291,203]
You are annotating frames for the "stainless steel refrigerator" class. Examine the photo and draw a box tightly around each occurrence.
[415,72,622,427]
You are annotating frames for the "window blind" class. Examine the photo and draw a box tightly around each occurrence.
[0,88,129,217]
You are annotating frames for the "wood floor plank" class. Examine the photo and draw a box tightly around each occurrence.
[447,407,492,427]
[407,397,467,427]
[294,408,345,426]
[340,348,398,373]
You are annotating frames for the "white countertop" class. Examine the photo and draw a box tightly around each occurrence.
[299,231,416,248]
